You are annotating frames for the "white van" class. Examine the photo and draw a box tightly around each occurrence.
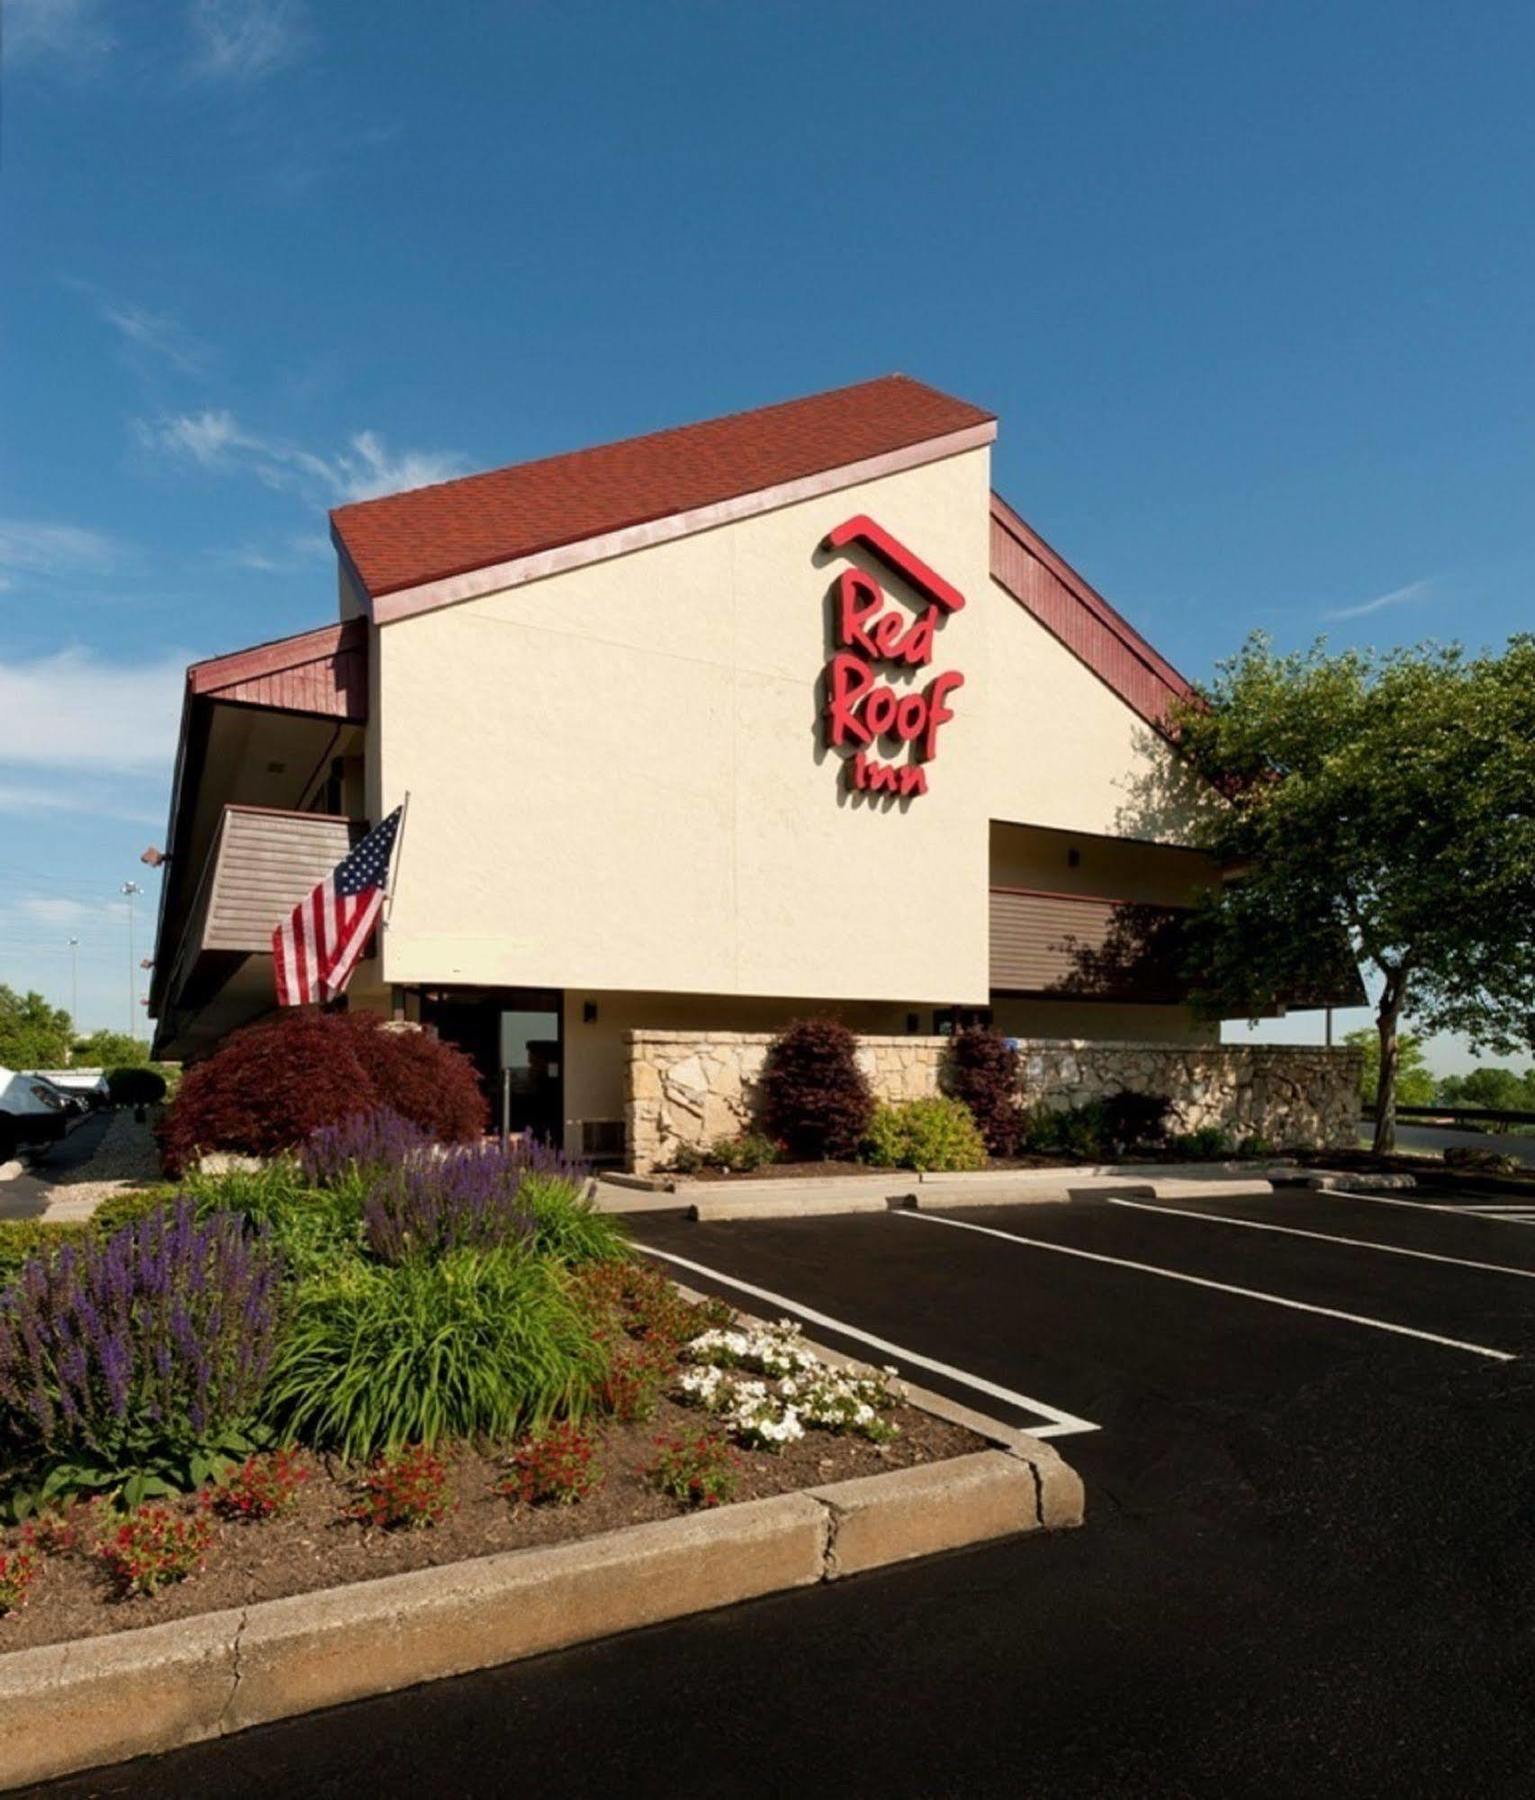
[0,1066,71,1164]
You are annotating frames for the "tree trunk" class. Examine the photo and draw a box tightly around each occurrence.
[1372,980,1405,1154]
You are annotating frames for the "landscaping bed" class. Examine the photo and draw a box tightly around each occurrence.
[0,1391,977,1655]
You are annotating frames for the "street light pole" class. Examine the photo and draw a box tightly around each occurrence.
[121,882,143,1040]
[68,938,79,1036]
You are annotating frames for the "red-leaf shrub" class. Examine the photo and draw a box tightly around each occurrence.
[0,1546,40,1615]
[498,1423,601,1506]
[595,1332,674,1422]
[347,1019,489,1146]
[98,1504,213,1598]
[757,1018,873,1161]
[215,1450,310,1522]
[645,1429,739,1509]
[571,1258,733,1347]
[347,1445,453,1530]
[158,1011,487,1175]
[943,1027,1023,1156]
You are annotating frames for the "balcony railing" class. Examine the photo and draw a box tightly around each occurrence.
[988,885,1187,1002]
[164,806,363,1004]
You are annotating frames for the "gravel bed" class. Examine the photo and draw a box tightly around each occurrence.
[28,1113,162,1214]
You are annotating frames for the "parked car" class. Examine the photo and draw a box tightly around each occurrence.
[32,1067,111,1111]
[0,1065,72,1163]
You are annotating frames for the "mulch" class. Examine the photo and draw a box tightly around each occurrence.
[677,1154,1081,1183]
[0,1396,980,1655]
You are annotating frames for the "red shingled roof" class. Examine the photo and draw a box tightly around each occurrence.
[330,374,994,600]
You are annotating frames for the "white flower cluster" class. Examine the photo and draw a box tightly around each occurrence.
[678,1319,905,1450]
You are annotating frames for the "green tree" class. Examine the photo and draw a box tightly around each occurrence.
[1443,1066,1535,1113]
[70,1030,152,1068]
[1343,1029,1435,1109]
[0,985,74,1070]
[1170,635,1535,1151]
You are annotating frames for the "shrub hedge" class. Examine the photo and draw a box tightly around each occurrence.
[943,1027,1024,1155]
[158,1011,488,1174]
[758,1018,873,1161]
[865,1096,987,1171]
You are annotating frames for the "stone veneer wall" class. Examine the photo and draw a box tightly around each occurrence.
[624,1030,1362,1172]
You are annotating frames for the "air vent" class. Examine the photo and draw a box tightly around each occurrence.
[580,1119,626,1162]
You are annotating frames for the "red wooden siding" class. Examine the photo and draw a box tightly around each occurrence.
[189,619,368,721]
[989,493,1193,734]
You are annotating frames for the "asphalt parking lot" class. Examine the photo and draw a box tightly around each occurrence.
[37,1180,1535,1799]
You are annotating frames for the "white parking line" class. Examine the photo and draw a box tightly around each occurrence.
[900,1210,1516,1363]
[1331,1190,1535,1228]
[638,1243,1100,1439]
[1103,1195,1535,1280]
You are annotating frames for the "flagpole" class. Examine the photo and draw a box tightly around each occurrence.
[383,789,411,927]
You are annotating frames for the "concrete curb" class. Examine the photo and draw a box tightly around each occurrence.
[0,1405,1080,1791]
[916,1178,1157,1209]
[689,1191,903,1222]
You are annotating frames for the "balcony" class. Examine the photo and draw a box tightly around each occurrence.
[988,886,1188,1003]
[156,806,364,1053]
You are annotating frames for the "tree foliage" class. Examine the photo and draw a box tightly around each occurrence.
[71,1031,151,1069]
[1437,1066,1535,1112]
[1343,1029,1435,1109]
[0,987,72,1071]
[1170,635,1535,1149]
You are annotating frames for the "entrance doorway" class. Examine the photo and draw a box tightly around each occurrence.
[417,987,563,1144]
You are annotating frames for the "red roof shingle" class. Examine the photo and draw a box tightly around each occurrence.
[330,374,994,600]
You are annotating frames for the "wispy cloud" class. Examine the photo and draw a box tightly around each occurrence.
[1321,578,1433,623]
[185,0,309,82]
[0,519,123,592]
[0,784,165,826]
[210,531,332,573]
[5,0,114,68]
[137,408,468,502]
[102,302,212,375]
[0,650,186,774]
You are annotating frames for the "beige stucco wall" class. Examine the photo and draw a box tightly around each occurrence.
[369,441,1202,1009]
[626,1029,1361,1171]
[989,821,1215,907]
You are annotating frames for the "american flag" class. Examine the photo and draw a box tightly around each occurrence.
[272,806,403,1007]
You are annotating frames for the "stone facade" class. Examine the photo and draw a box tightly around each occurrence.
[624,1030,1362,1172]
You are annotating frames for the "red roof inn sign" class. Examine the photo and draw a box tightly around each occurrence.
[821,515,965,799]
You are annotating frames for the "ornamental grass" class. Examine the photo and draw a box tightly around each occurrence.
[263,1247,610,1461]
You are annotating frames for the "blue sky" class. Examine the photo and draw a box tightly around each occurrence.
[1,1,1531,1067]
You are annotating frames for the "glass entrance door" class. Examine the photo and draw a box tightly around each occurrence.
[417,988,563,1145]
[497,1007,562,1143]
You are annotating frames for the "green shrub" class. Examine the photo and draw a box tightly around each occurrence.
[521,1172,629,1266]
[1167,1125,1235,1159]
[88,1187,178,1238]
[1236,1134,1276,1158]
[263,1248,608,1460]
[92,1167,360,1282]
[1021,1100,1112,1159]
[864,1096,987,1171]
[709,1133,777,1174]
[106,1066,167,1109]
[0,1221,90,1286]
